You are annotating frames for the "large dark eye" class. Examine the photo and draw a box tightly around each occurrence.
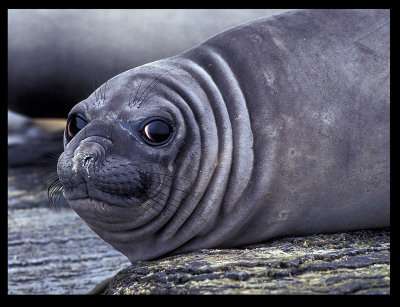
[142,119,172,145]
[66,113,87,142]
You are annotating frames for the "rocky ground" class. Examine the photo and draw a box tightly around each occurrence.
[8,166,131,295]
[104,228,390,295]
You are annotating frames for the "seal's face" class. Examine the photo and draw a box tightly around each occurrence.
[57,63,206,261]
[60,112,176,226]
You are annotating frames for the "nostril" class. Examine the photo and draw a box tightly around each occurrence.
[82,155,96,174]
[83,156,93,168]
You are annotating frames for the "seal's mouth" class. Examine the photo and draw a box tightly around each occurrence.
[62,180,148,208]
[68,196,128,210]
[67,196,159,231]
[59,170,171,231]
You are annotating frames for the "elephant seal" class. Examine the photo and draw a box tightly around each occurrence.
[57,9,390,263]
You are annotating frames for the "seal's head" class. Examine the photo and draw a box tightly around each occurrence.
[57,60,228,262]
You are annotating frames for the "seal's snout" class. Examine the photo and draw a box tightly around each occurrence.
[72,141,105,177]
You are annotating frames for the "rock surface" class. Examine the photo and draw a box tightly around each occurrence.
[8,165,131,295]
[104,229,390,295]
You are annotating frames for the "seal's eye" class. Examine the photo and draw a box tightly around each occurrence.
[142,119,172,145]
[66,113,87,141]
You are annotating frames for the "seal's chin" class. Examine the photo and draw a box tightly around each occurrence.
[66,195,160,232]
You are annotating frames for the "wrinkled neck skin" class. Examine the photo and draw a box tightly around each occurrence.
[57,49,264,262]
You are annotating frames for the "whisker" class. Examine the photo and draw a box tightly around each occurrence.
[116,191,173,220]
[47,182,65,211]
[53,186,65,212]
[139,68,174,106]
[103,174,198,224]
[143,190,192,225]
[118,194,153,211]
[94,73,102,102]
[134,176,207,225]
[118,175,195,207]
[42,164,69,212]
[145,189,207,224]
[101,162,195,184]
[102,80,108,102]
[134,68,174,108]
[127,84,135,108]
[147,179,197,199]
[142,171,194,184]
[91,79,98,105]
[130,71,146,108]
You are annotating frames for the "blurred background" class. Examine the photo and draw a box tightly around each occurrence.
[7,9,291,294]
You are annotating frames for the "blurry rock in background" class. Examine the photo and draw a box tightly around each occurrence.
[8,109,65,167]
[8,9,290,118]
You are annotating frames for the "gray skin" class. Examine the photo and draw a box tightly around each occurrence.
[57,9,390,263]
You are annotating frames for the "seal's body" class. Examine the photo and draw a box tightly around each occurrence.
[57,9,390,263]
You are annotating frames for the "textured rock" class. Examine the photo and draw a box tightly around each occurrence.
[8,207,131,294]
[8,165,131,294]
[104,229,390,295]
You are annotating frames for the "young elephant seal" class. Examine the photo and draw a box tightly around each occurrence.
[57,9,390,263]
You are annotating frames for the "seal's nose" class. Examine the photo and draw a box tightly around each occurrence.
[73,141,105,177]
